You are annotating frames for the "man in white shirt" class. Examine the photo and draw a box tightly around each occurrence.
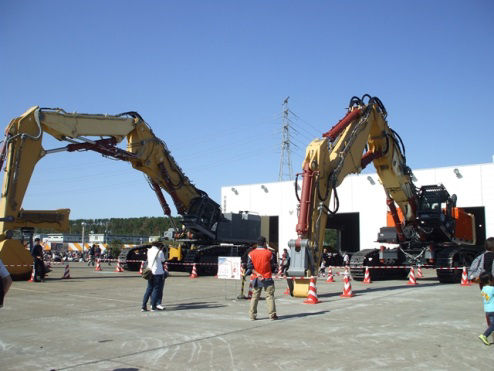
[141,241,166,312]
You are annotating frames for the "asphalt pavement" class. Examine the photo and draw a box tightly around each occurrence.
[1,262,493,370]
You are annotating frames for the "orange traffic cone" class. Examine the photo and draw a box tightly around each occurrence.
[460,266,471,286]
[283,286,291,295]
[94,258,102,271]
[139,261,144,275]
[62,264,71,279]
[416,265,424,278]
[275,264,282,279]
[407,267,418,285]
[28,267,35,282]
[247,280,253,299]
[363,267,372,284]
[189,263,198,279]
[114,261,124,272]
[343,266,352,281]
[340,274,354,298]
[326,267,335,283]
[304,277,319,304]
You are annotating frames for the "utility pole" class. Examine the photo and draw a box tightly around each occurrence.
[278,97,293,181]
[81,222,86,260]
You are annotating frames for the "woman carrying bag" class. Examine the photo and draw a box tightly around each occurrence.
[141,239,166,312]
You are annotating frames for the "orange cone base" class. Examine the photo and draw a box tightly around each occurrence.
[340,293,354,298]
[303,297,319,304]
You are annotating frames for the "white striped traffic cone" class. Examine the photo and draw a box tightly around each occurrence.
[407,267,418,285]
[416,265,424,278]
[460,266,471,286]
[275,264,282,279]
[139,261,144,275]
[62,264,71,279]
[304,277,319,304]
[28,267,35,282]
[94,259,102,272]
[114,261,124,272]
[189,263,198,279]
[363,267,372,284]
[326,267,335,283]
[343,265,352,281]
[340,274,354,298]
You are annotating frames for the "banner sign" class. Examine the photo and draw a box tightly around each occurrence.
[217,256,241,280]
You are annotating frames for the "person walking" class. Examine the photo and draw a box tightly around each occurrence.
[468,237,494,285]
[0,258,12,308]
[280,248,290,277]
[246,236,278,320]
[469,237,494,339]
[142,240,166,312]
[31,238,45,282]
[343,252,350,266]
[88,244,96,266]
[478,273,494,345]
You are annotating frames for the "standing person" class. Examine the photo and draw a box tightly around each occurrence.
[246,236,278,320]
[478,273,494,345]
[141,240,166,312]
[95,245,101,264]
[0,258,12,308]
[319,248,330,277]
[468,237,494,285]
[88,244,95,266]
[343,252,350,266]
[280,248,290,277]
[31,238,45,282]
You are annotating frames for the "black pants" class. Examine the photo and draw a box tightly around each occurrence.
[34,259,45,281]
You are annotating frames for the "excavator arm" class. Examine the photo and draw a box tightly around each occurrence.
[0,106,221,277]
[288,95,417,280]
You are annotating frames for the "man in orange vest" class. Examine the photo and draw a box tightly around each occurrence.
[246,236,278,320]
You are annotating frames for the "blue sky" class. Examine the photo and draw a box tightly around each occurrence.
[1,0,493,219]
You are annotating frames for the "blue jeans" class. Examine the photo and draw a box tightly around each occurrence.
[484,312,494,337]
[142,274,164,309]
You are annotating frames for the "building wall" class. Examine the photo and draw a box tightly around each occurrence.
[221,162,494,253]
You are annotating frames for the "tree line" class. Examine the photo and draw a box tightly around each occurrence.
[37,216,180,236]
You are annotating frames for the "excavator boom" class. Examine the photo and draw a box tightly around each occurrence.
[0,106,222,277]
[288,95,476,293]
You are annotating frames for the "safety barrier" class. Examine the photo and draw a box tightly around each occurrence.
[4,261,468,270]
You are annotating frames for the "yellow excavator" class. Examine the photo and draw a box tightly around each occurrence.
[288,95,479,296]
[0,107,260,279]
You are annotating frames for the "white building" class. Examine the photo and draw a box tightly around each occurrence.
[221,161,494,254]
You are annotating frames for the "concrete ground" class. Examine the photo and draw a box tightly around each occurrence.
[1,262,493,371]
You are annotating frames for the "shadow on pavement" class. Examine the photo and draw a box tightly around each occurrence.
[318,282,442,298]
[171,301,226,311]
[279,310,329,320]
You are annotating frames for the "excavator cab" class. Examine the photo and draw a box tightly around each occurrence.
[182,195,222,240]
[416,185,456,242]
